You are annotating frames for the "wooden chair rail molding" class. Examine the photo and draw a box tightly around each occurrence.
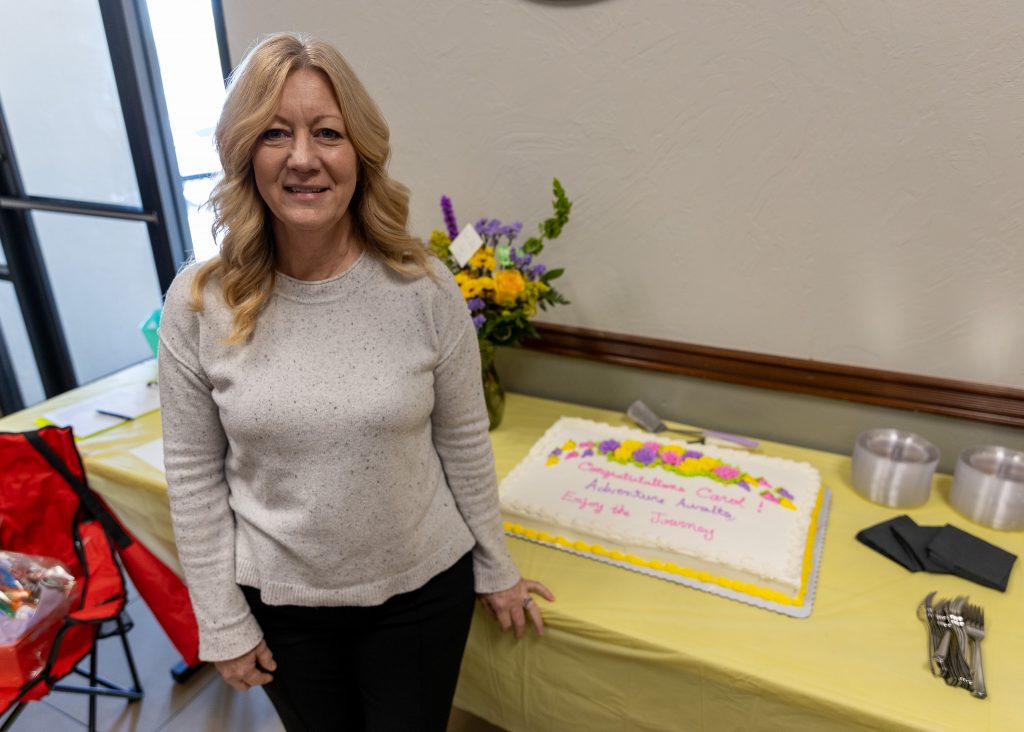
[524,323,1024,429]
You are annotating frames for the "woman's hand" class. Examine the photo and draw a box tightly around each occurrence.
[480,578,555,639]
[214,639,277,691]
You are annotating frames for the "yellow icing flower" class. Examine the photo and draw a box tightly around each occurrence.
[661,444,685,454]
[697,456,719,471]
[679,458,702,476]
[778,497,796,511]
[613,446,633,462]
[493,269,526,306]
[621,439,643,452]
[546,455,559,465]
[561,440,576,451]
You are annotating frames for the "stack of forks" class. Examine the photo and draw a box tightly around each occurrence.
[918,592,988,698]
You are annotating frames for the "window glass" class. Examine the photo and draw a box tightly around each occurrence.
[0,280,45,406]
[32,212,161,383]
[147,0,226,261]
[0,1,142,207]
[146,0,225,178]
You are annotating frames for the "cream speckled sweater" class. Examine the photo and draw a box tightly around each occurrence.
[158,253,520,661]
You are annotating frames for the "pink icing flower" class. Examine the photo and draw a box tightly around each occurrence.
[643,441,662,452]
[661,451,682,466]
[579,441,594,449]
[713,465,741,481]
[566,451,579,459]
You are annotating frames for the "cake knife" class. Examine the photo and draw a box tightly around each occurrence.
[626,400,760,450]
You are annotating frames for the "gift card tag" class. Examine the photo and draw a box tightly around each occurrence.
[449,224,483,267]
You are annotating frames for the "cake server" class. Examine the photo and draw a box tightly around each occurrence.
[626,400,760,449]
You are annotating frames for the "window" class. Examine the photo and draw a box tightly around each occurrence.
[0,0,229,414]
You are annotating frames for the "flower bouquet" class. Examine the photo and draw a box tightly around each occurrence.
[427,178,572,428]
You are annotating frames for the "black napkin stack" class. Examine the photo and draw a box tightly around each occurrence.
[856,515,1016,591]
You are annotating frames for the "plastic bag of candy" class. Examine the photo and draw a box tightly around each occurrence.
[0,550,76,686]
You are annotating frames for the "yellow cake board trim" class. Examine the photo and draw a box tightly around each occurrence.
[504,487,827,609]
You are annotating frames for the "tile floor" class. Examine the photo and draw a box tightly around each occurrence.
[8,587,504,731]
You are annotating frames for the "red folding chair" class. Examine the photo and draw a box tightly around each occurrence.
[0,426,143,731]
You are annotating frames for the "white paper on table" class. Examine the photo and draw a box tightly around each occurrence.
[42,383,161,438]
[129,438,165,473]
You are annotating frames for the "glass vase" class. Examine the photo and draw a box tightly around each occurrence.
[478,339,505,431]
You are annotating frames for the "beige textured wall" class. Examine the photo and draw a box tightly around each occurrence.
[224,0,1023,389]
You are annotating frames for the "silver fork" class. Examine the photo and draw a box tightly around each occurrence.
[931,598,953,677]
[918,592,942,675]
[947,596,974,690]
[963,603,987,699]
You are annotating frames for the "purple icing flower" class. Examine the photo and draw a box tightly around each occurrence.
[737,480,751,491]
[777,488,793,501]
[633,447,658,465]
[440,195,459,240]
[466,297,485,312]
[582,449,594,457]
[472,314,486,330]
[682,450,703,460]
[551,447,563,456]
[599,439,620,453]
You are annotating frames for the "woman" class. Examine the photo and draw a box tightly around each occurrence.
[159,32,553,731]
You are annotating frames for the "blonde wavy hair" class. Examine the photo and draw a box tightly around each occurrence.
[190,32,431,343]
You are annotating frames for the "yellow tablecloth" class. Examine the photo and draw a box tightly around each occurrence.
[2,363,1022,731]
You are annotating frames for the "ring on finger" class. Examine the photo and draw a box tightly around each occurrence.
[522,596,534,609]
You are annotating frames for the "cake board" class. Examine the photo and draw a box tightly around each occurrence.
[506,487,832,619]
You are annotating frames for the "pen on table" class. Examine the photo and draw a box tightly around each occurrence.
[96,409,134,421]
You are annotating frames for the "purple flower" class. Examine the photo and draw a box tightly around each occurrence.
[737,480,751,491]
[551,447,563,456]
[466,297,485,312]
[529,263,547,280]
[440,196,459,240]
[472,314,485,330]
[509,247,533,269]
[598,439,620,453]
[502,222,523,239]
[633,447,657,465]
[582,449,593,457]
[777,488,793,501]
[474,218,505,237]
[682,450,703,460]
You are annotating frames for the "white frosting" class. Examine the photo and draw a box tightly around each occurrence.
[499,418,821,595]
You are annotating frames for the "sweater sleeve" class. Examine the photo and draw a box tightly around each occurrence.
[158,269,263,662]
[429,268,521,594]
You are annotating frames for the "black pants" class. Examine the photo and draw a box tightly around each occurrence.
[241,552,476,732]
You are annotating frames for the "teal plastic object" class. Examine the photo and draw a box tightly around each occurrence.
[140,307,161,357]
